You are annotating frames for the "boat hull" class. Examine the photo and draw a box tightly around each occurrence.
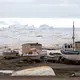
[60,50,80,61]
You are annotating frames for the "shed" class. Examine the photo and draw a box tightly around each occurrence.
[75,41,80,50]
[22,43,42,54]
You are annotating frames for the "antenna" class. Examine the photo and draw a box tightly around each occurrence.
[72,21,75,51]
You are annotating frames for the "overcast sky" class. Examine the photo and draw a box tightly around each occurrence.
[0,18,80,28]
[0,0,80,18]
[0,0,80,28]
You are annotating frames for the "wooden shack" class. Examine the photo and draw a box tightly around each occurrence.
[75,41,80,50]
[22,43,42,54]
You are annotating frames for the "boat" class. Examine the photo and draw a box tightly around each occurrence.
[2,49,19,59]
[60,21,80,62]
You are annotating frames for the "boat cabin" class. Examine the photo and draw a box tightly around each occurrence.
[62,41,80,51]
[62,43,73,50]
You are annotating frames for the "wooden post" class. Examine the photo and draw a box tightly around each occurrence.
[72,21,75,51]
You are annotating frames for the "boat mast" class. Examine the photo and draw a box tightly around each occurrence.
[72,21,75,51]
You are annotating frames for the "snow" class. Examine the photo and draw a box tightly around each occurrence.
[0,70,13,74]
[0,24,80,48]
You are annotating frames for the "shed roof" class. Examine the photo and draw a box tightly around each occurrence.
[22,43,42,46]
[75,41,80,43]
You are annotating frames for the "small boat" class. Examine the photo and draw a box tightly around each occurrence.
[11,66,55,76]
[60,22,80,62]
[2,50,19,59]
[60,44,80,61]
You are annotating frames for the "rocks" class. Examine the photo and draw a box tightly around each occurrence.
[70,72,80,77]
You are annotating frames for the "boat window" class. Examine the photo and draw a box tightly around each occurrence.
[65,45,67,48]
[49,52,54,55]
[68,45,70,48]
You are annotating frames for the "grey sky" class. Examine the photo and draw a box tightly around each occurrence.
[0,0,80,18]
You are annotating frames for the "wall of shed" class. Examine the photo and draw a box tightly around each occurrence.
[75,43,80,50]
[22,44,42,54]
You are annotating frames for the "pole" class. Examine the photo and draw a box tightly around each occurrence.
[72,21,75,51]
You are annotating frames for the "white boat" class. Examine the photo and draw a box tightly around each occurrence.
[60,22,80,62]
[11,66,55,76]
[60,43,80,61]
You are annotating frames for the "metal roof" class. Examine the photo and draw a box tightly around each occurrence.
[22,43,42,46]
[75,41,80,43]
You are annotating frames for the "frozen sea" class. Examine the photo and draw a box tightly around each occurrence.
[0,26,80,48]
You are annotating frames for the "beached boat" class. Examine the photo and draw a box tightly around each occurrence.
[60,43,80,61]
[2,50,19,59]
[60,22,80,62]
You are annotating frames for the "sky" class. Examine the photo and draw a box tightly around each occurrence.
[0,18,80,28]
[0,0,80,18]
[0,0,80,27]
